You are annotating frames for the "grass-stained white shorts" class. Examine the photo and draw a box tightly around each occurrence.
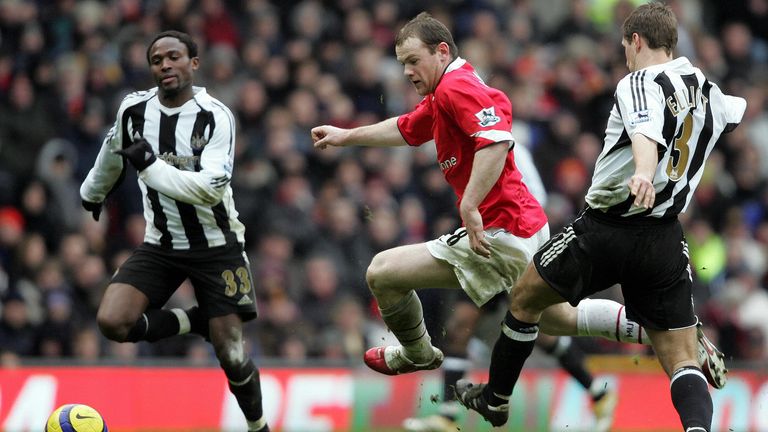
[426,224,550,307]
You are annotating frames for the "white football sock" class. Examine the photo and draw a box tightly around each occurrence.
[577,299,649,345]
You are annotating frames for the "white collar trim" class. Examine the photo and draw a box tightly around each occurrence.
[445,57,466,74]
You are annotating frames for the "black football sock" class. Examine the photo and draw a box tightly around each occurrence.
[124,309,183,342]
[542,336,594,393]
[438,355,468,420]
[442,355,469,402]
[225,358,267,429]
[484,311,538,406]
[185,306,210,340]
[670,367,712,432]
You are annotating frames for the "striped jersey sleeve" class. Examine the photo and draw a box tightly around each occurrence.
[80,90,156,203]
[615,70,666,150]
[586,57,746,218]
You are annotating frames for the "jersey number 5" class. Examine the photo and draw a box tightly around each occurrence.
[222,267,252,297]
[666,112,692,181]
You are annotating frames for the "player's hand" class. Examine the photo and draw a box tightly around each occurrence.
[460,206,491,258]
[82,200,102,221]
[628,173,655,209]
[310,125,347,150]
[114,133,156,172]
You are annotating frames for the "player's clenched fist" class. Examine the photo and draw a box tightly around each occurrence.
[310,125,348,150]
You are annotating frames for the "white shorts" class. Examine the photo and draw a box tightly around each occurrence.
[426,224,550,307]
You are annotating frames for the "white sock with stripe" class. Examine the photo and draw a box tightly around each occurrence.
[577,299,649,344]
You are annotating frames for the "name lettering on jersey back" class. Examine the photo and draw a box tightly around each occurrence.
[158,153,200,171]
[439,156,457,172]
[666,85,708,116]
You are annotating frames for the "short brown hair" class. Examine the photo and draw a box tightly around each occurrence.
[395,12,458,59]
[622,2,677,55]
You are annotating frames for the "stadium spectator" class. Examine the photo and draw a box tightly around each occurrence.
[0,291,36,356]
[0,74,56,178]
[35,291,75,357]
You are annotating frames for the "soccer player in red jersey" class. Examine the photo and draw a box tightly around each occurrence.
[312,14,627,430]
[312,11,548,377]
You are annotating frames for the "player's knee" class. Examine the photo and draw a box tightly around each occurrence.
[366,252,389,293]
[96,311,133,342]
[210,330,245,369]
[510,283,546,316]
[509,282,532,308]
[213,339,245,370]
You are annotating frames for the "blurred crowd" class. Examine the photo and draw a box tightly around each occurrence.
[0,0,767,367]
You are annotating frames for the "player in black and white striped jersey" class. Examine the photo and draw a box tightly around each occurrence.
[83,87,244,249]
[457,3,745,431]
[80,31,269,432]
[586,46,745,219]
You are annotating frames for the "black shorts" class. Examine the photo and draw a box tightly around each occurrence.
[112,242,257,321]
[532,209,695,330]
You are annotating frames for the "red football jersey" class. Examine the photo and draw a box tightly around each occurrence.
[397,59,547,238]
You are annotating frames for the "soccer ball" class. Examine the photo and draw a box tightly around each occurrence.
[46,404,108,432]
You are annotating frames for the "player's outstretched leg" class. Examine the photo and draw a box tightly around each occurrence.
[363,291,443,375]
[456,255,569,427]
[456,310,539,427]
[224,360,269,432]
[97,283,200,344]
[403,300,478,431]
[670,366,713,431]
[210,314,269,432]
[537,334,617,432]
[650,326,713,431]
[364,245,452,375]
[570,299,728,388]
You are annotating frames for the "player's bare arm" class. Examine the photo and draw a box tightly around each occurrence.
[459,141,509,258]
[311,117,406,149]
[628,133,658,209]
